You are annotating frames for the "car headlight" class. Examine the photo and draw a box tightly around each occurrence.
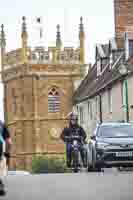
[128,144,133,148]
[96,142,109,149]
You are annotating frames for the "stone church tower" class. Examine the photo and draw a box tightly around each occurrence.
[0,17,86,170]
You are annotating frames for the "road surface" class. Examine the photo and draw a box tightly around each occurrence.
[2,170,133,200]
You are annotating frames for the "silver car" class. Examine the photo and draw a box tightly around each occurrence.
[87,122,133,172]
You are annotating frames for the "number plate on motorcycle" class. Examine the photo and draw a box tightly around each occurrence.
[116,152,133,157]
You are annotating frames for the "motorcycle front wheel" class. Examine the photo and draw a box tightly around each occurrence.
[72,149,79,173]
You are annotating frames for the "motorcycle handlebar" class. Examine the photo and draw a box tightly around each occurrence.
[64,135,83,140]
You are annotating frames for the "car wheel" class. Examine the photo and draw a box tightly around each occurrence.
[91,150,103,172]
[87,153,97,172]
[87,165,94,172]
[96,166,102,172]
[87,146,94,172]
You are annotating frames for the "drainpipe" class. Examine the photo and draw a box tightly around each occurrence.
[99,94,102,123]
[124,79,129,122]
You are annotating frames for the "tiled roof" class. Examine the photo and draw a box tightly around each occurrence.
[73,51,127,104]
[73,64,97,102]
[102,44,109,57]
[73,33,133,105]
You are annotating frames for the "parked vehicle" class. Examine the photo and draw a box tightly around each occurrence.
[87,122,133,172]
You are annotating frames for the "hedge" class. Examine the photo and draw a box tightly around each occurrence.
[31,155,71,173]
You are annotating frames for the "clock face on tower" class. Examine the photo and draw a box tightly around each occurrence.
[49,127,61,139]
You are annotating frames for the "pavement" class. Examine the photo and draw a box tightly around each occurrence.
[1,169,133,200]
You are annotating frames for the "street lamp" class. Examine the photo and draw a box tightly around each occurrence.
[118,64,129,122]
[118,64,128,76]
[99,94,102,123]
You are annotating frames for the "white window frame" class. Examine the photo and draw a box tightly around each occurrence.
[89,101,93,120]
[79,107,84,124]
[97,59,101,76]
[108,88,112,113]
[109,53,113,70]
[95,97,99,114]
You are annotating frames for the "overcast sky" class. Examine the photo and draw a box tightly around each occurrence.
[0,0,114,121]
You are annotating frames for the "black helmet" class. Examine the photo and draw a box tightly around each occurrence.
[68,112,78,121]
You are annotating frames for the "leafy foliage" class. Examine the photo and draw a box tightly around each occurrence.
[31,155,71,173]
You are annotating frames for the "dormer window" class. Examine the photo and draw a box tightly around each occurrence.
[109,53,113,69]
[101,58,108,70]
[97,59,101,76]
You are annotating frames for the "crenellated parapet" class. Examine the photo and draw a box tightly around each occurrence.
[28,46,80,64]
[3,46,81,68]
[3,48,26,68]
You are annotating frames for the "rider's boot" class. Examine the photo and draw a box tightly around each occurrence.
[67,161,71,168]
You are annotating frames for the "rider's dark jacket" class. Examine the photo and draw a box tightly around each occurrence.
[61,123,87,143]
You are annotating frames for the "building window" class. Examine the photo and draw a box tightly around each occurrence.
[108,88,112,113]
[76,106,78,113]
[88,101,94,120]
[79,107,84,124]
[129,40,133,57]
[48,87,60,113]
[89,101,93,120]
[88,101,90,116]
[121,81,127,109]
[40,54,44,60]
[32,54,36,60]
[95,97,99,114]
[61,55,65,61]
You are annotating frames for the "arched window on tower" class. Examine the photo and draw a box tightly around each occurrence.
[48,87,60,113]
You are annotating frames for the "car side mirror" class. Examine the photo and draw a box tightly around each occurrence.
[90,135,96,140]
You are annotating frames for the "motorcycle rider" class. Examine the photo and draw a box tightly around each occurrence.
[61,112,87,168]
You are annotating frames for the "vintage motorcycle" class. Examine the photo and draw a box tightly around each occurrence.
[65,135,85,173]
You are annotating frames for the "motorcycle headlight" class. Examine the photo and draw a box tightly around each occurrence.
[96,142,109,149]
[73,140,78,145]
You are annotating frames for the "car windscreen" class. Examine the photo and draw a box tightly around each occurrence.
[98,124,133,138]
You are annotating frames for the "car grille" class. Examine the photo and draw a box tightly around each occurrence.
[97,149,133,161]
[104,153,133,161]
[106,148,133,152]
